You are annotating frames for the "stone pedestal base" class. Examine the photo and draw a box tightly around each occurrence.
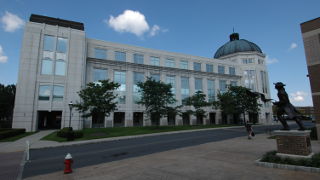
[273,130,312,156]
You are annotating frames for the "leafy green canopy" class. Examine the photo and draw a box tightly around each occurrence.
[74,80,120,118]
[185,91,210,117]
[0,84,16,121]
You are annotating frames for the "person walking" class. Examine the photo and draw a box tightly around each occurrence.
[245,121,254,139]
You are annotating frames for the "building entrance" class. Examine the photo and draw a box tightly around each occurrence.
[114,112,125,127]
[182,113,190,125]
[133,112,143,126]
[37,111,62,130]
[209,113,216,124]
[92,112,105,128]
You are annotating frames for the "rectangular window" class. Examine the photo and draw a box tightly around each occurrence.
[57,37,68,53]
[218,65,225,74]
[242,58,254,64]
[93,68,107,82]
[244,70,256,90]
[206,64,213,73]
[258,59,264,64]
[134,54,144,64]
[114,71,126,104]
[150,56,160,66]
[260,71,268,93]
[194,62,201,71]
[166,75,176,94]
[94,48,107,59]
[230,81,237,86]
[41,58,53,75]
[39,85,51,100]
[229,67,235,75]
[219,80,227,93]
[181,77,190,104]
[207,80,215,102]
[150,73,160,81]
[115,51,126,62]
[133,72,144,103]
[55,60,66,76]
[180,60,188,69]
[195,78,202,92]
[165,59,175,68]
[43,35,55,51]
[53,85,64,101]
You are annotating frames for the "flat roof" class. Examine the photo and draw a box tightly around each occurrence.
[300,17,320,33]
[30,14,84,31]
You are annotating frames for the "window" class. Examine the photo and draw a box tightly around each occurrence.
[180,60,188,69]
[150,73,160,81]
[57,37,68,53]
[181,77,189,104]
[133,72,144,103]
[165,59,175,68]
[93,68,107,82]
[55,60,66,76]
[229,67,235,75]
[115,51,126,61]
[206,64,213,73]
[207,80,215,102]
[39,85,51,100]
[43,35,55,51]
[195,78,202,92]
[219,80,227,93]
[218,65,225,74]
[41,58,53,75]
[194,62,201,71]
[230,81,237,86]
[114,71,126,104]
[134,54,144,64]
[150,56,160,66]
[94,48,107,59]
[244,70,256,90]
[242,58,254,64]
[166,75,176,94]
[53,85,64,101]
[260,71,268,93]
[258,59,264,64]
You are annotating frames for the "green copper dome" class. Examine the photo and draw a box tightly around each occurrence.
[214,33,262,58]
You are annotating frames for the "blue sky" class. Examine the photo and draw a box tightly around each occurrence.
[0,0,319,106]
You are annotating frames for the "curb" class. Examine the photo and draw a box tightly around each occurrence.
[255,159,320,173]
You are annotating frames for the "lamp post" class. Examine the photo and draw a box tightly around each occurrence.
[68,101,74,128]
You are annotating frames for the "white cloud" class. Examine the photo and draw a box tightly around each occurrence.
[106,10,166,37]
[265,55,279,64]
[0,45,8,63]
[289,42,297,50]
[290,91,308,102]
[1,11,25,32]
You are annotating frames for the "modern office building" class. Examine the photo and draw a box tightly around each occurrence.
[301,17,320,139]
[12,14,272,132]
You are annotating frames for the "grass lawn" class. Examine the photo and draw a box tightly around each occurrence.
[0,132,36,142]
[42,124,240,142]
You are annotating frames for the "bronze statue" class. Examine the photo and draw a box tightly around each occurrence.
[273,82,305,130]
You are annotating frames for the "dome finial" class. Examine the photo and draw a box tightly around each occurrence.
[229,32,239,41]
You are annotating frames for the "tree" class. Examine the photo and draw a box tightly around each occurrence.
[74,80,120,118]
[0,84,16,127]
[214,86,261,124]
[137,77,176,125]
[185,91,211,124]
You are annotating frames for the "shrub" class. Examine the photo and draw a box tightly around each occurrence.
[57,127,83,141]
[0,128,25,140]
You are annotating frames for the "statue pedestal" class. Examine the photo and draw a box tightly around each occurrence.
[273,130,312,158]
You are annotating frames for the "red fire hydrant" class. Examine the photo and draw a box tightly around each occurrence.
[64,153,73,174]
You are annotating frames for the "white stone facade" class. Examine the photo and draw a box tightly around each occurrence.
[12,16,272,132]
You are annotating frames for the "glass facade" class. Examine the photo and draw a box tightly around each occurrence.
[114,71,126,103]
[219,80,227,93]
[207,80,215,102]
[55,60,66,76]
[181,77,189,104]
[43,35,55,51]
[165,59,175,68]
[194,62,201,71]
[133,72,144,103]
[150,56,160,66]
[93,68,107,82]
[57,37,67,53]
[206,64,213,73]
[115,51,126,61]
[218,65,225,74]
[229,67,235,75]
[94,48,107,59]
[180,60,188,69]
[166,75,176,94]
[53,85,64,101]
[244,70,256,90]
[41,58,53,75]
[134,54,144,64]
[195,78,202,92]
[39,85,51,100]
[150,73,160,81]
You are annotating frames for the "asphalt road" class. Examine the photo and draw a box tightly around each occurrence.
[22,122,315,178]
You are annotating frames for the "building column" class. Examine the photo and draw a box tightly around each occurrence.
[160,116,168,126]
[105,113,114,127]
[125,111,133,127]
[143,113,151,126]
[176,114,182,125]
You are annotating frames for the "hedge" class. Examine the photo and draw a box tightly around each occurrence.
[57,127,83,141]
[0,128,25,140]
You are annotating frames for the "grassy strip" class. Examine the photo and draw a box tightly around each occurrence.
[0,132,36,142]
[261,151,320,168]
[42,124,240,142]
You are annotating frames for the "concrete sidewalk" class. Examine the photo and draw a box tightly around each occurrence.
[24,134,320,180]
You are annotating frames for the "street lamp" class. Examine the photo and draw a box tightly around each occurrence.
[68,101,74,128]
